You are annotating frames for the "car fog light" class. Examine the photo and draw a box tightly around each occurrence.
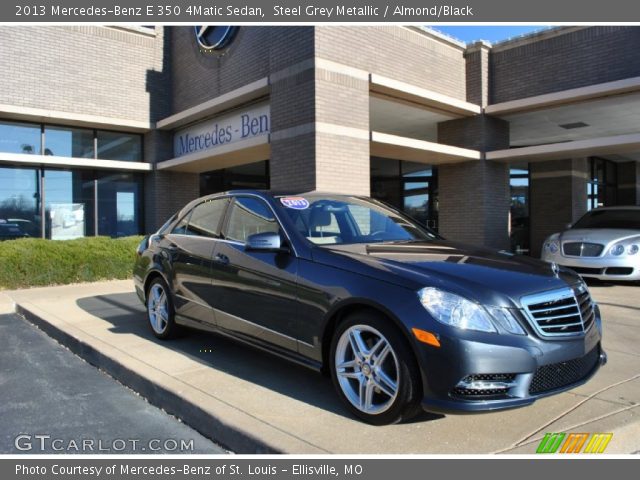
[629,244,639,255]
[611,244,625,256]
[453,374,518,397]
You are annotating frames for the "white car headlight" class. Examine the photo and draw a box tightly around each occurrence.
[610,243,625,256]
[419,287,516,334]
[628,244,639,255]
[485,306,526,335]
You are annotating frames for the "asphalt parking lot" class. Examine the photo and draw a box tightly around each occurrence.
[2,279,639,454]
[0,312,225,454]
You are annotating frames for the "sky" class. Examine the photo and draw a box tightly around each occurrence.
[431,26,550,44]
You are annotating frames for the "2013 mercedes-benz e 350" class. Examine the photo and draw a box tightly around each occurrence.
[134,191,606,425]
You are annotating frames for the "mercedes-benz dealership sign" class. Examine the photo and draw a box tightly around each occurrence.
[194,26,239,51]
[173,102,270,158]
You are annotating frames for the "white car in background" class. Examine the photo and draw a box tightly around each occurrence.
[541,206,640,281]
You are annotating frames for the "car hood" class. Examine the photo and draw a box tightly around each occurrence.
[318,240,578,306]
[558,228,640,245]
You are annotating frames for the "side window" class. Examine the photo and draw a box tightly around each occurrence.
[224,197,279,243]
[171,211,192,235]
[184,198,228,238]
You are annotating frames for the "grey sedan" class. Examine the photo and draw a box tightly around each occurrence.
[541,206,640,281]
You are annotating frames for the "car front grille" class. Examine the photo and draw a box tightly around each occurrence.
[562,242,604,257]
[569,266,604,275]
[605,267,634,276]
[521,285,595,337]
[529,346,600,394]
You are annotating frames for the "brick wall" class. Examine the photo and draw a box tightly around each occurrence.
[0,26,166,123]
[171,26,314,114]
[438,115,509,152]
[438,160,510,249]
[144,170,201,232]
[529,159,589,257]
[491,27,640,103]
[315,26,467,101]
[465,43,490,106]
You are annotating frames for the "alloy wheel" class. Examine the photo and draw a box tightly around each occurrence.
[334,324,400,415]
[147,283,169,335]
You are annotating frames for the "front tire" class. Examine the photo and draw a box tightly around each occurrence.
[146,277,179,339]
[330,311,422,425]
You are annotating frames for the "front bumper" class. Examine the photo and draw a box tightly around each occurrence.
[412,307,605,415]
[541,251,640,281]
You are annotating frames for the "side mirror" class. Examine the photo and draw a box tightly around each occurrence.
[245,231,287,252]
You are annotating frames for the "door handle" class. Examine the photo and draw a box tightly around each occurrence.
[214,253,230,265]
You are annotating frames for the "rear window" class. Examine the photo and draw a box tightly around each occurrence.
[573,209,640,229]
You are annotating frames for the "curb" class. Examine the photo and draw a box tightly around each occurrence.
[15,303,280,454]
[0,292,16,315]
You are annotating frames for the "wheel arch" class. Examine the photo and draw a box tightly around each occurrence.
[142,269,169,304]
[320,299,420,374]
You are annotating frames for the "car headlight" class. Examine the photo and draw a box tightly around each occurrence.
[485,306,526,335]
[543,239,559,254]
[628,244,639,255]
[610,243,625,256]
[417,287,525,335]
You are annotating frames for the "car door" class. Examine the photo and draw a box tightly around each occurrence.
[210,195,300,352]
[163,197,229,327]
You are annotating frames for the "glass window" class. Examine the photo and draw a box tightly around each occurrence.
[0,120,41,155]
[225,197,278,243]
[184,199,228,238]
[44,125,94,158]
[510,167,530,254]
[172,212,192,235]
[347,205,372,235]
[0,167,42,238]
[370,158,438,230]
[96,173,142,237]
[588,158,617,210]
[97,131,142,162]
[281,195,437,246]
[44,169,95,239]
[200,160,269,196]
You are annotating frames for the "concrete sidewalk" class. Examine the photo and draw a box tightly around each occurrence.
[4,280,640,454]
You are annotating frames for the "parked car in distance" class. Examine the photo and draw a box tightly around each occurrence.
[0,221,29,241]
[542,206,640,281]
[134,191,606,425]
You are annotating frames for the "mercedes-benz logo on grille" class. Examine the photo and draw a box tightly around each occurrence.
[550,262,560,277]
[194,26,239,52]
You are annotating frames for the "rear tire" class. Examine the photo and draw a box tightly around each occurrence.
[146,277,180,340]
[330,310,422,425]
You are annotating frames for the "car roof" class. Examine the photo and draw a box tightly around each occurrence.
[194,190,360,203]
[175,190,371,220]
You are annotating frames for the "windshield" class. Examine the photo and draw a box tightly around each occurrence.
[278,195,438,245]
[572,209,640,229]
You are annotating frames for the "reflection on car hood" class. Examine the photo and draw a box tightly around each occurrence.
[323,240,575,302]
[559,228,640,244]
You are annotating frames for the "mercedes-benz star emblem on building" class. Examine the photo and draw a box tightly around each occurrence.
[194,26,239,51]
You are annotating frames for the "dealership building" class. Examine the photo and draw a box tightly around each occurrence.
[1,25,639,255]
